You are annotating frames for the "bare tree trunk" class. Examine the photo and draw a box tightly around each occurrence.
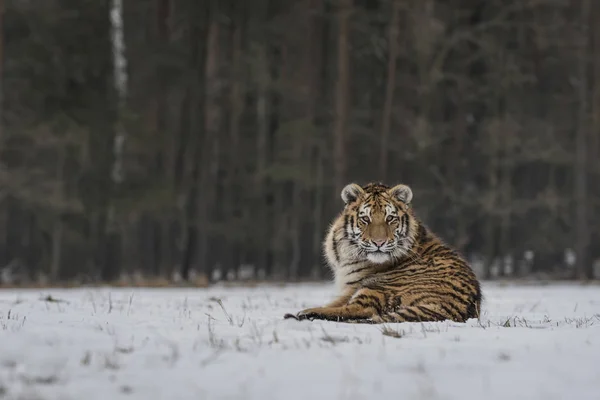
[198,2,221,281]
[306,0,325,279]
[49,147,67,282]
[593,1,600,164]
[256,52,268,189]
[156,0,171,278]
[483,132,499,280]
[226,0,244,279]
[311,147,325,279]
[180,3,208,281]
[591,0,600,259]
[110,0,127,185]
[49,217,64,281]
[575,0,591,280]
[229,4,242,151]
[288,152,303,281]
[333,0,352,194]
[254,0,272,278]
[379,0,401,180]
[0,0,4,140]
[102,0,128,281]
[499,128,512,277]
[287,1,323,281]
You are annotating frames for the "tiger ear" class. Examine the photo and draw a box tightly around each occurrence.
[389,184,413,205]
[341,183,364,205]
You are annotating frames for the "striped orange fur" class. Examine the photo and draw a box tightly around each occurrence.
[284,182,482,323]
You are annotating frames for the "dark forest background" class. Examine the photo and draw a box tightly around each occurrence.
[0,0,599,286]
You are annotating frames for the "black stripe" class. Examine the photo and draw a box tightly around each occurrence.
[345,279,362,286]
[366,283,386,291]
[347,266,370,275]
[343,215,350,238]
[434,250,459,259]
[357,299,383,313]
[353,299,370,308]
[407,294,443,305]
[417,224,427,241]
[443,301,466,319]
[439,291,470,308]
[443,271,477,283]
[421,243,439,256]
[425,285,469,300]
[342,259,365,267]
[400,312,421,322]
[439,303,461,320]
[417,306,447,321]
[466,293,481,319]
[443,281,473,299]
[332,235,340,264]
[466,301,479,320]
[400,307,419,319]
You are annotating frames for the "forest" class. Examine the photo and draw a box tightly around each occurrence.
[0,0,598,286]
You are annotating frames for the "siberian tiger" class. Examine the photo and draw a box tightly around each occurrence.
[284,182,482,323]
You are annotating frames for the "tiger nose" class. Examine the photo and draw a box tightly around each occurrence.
[373,239,386,247]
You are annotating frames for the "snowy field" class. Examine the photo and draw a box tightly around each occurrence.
[0,282,599,400]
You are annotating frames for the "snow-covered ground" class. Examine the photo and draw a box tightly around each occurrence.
[0,282,599,400]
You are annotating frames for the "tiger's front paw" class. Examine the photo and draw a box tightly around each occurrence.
[283,307,333,321]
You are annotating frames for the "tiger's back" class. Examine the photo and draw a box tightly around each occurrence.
[349,223,482,323]
[285,182,482,323]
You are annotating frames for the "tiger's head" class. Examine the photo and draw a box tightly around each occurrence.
[336,182,418,264]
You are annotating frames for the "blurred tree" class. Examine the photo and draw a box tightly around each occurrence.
[1,0,598,285]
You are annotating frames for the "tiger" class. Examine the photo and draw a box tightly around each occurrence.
[284,182,482,323]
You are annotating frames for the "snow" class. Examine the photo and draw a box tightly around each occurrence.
[0,282,599,400]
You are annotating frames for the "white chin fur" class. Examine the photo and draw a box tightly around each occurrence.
[366,252,390,264]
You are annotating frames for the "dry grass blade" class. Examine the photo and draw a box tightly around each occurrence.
[380,325,404,338]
